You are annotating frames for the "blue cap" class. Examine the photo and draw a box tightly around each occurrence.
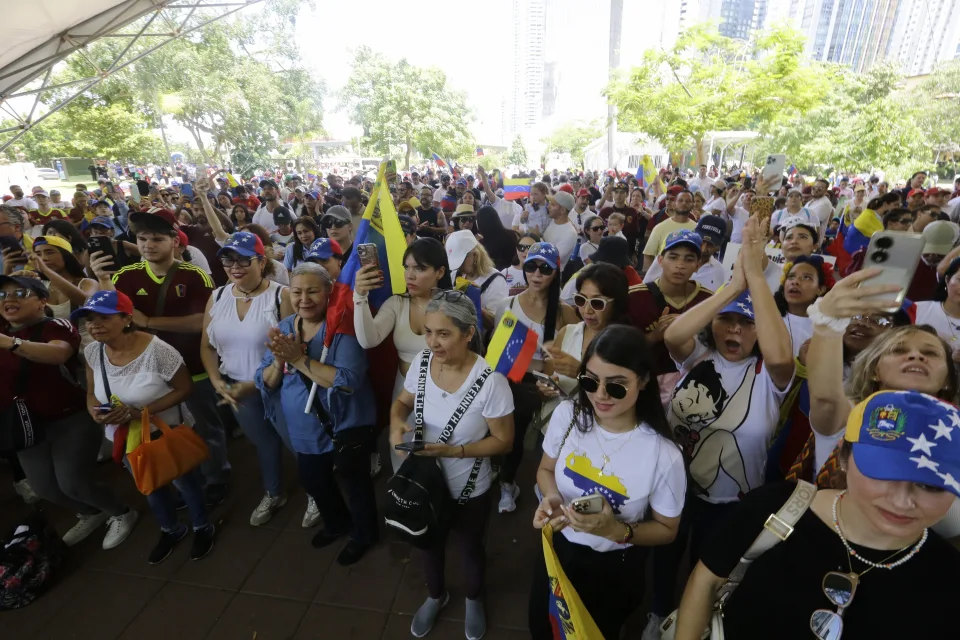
[661,229,703,256]
[718,290,754,319]
[846,390,960,497]
[306,190,320,200]
[217,231,265,258]
[523,242,560,268]
[89,216,114,229]
[456,178,467,186]
[304,237,342,261]
[87,199,100,207]
[70,290,134,321]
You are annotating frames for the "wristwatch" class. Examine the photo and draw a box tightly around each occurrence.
[9,337,23,352]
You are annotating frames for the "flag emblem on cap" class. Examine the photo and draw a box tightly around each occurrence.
[869,405,906,442]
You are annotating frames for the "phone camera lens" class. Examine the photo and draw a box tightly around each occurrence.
[876,237,893,250]
[871,251,888,264]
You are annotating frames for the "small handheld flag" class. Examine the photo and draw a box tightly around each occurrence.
[486,310,539,382]
[432,153,447,167]
[503,178,531,201]
[476,147,485,157]
[455,277,484,331]
[226,173,240,188]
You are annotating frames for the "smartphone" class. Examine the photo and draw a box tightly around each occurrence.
[0,235,26,267]
[180,183,194,199]
[357,243,379,269]
[87,236,118,270]
[860,232,924,314]
[137,180,150,196]
[570,494,603,515]
[762,154,786,185]
[97,403,113,413]
[394,441,425,453]
[532,371,568,398]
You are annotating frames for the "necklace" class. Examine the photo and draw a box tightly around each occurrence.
[437,360,466,398]
[237,278,265,300]
[832,491,927,573]
[592,425,636,476]
[941,303,960,343]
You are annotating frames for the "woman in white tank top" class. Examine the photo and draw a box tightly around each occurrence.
[200,231,299,528]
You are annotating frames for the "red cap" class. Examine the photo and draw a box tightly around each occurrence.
[667,185,684,196]
[1,195,11,202]
[134,207,180,231]
[908,188,925,198]
[114,291,135,315]
[576,188,591,198]
[558,184,574,195]
[925,187,948,197]
[176,230,189,247]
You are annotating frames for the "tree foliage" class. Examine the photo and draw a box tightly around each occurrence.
[916,60,960,153]
[541,120,604,168]
[607,25,826,162]
[339,47,474,169]
[507,135,528,168]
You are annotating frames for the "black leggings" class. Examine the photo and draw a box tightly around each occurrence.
[529,531,648,639]
[421,490,492,600]
[500,376,542,485]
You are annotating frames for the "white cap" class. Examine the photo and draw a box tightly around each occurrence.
[922,220,960,255]
[445,229,479,272]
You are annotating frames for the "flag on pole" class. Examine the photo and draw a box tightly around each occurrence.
[476,147,485,157]
[635,155,655,189]
[226,173,240,188]
[485,310,539,382]
[432,153,447,167]
[503,178,531,201]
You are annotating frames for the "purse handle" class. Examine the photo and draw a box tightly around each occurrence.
[139,406,174,444]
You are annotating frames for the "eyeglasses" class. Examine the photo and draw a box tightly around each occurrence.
[220,256,258,267]
[810,571,858,639]
[517,243,535,252]
[523,262,556,276]
[853,314,892,327]
[430,288,468,303]
[577,374,629,400]
[323,219,350,229]
[588,225,605,232]
[0,289,34,300]
[573,294,611,312]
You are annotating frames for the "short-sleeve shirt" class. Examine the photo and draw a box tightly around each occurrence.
[543,401,686,552]
[627,280,713,375]
[112,261,214,376]
[402,350,513,499]
[643,218,697,257]
[598,205,644,240]
[0,318,85,421]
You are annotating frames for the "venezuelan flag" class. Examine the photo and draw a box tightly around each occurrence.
[842,208,883,256]
[636,155,655,189]
[455,277,484,334]
[476,147,484,157]
[485,310,538,382]
[226,173,240,188]
[503,178,530,201]
[432,153,447,167]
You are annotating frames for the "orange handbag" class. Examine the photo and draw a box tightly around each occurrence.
[126,407,210,495]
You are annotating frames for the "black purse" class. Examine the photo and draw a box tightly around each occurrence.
[0,322,49,452]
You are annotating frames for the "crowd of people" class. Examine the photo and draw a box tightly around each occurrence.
[2,159,960,639]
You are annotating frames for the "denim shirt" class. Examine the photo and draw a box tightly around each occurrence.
[255,315,375,455]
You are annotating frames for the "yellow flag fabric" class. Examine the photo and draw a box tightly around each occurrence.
[226,173,240,188]
[361,161,407,296]
[542,525,603,639]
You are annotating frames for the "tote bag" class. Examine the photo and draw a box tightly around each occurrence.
[126,407,209,495]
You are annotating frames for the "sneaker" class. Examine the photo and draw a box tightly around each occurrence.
[190,524,216,561]
[301,496,321,528]
[148,525,188,564]
[336,539,371,566]
[13,479,39,505]
[411,592,450,638]
[249,492,287,526]
[61,512,109,547]
[465,598,486,640]
[498,483,520,514]
[641,613,664,640]
[311,529,345,549]
[205,483,227,508]
[369,452,382,478]
[102,509,138,550]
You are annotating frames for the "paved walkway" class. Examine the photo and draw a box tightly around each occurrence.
[0,436,654,639]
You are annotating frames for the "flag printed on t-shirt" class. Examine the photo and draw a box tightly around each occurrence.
[562,452,629,514]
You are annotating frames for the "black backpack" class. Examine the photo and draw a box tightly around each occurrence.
[384,351,491,548]
[0,513,65,610]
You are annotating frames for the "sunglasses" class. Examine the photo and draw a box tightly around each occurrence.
[323,219,350,229]
[220,256,258,267]
[430,288,468,303]
[853,314,892,327]
[517,243,535,252]
[0,288,35,300]
[578,374,629,400]
[810,571,857,639]
[588,225,605,232]
[573,294,611,312]
[523,261,556,276]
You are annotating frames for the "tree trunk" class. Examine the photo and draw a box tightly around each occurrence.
[695,137,705,167]
[185,124,212,165]
[405,133,412,170]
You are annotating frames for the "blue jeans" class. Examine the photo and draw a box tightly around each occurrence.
[233,392,292,497]
[185,377,232,486]
[123,457,210,532]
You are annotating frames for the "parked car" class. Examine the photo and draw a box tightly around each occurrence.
[36,168,60,181]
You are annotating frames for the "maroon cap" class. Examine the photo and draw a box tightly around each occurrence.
[925,187,949,197]
[558,184,574,195]
[576,188,591,198]
[131,207,179,231]
[667,185,684,196]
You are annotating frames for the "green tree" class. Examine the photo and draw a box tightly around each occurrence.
[916,60,960,166]
[607,24,827,163]
[541,120,603,168]
[507,135,528,167]
[339,47,474,169]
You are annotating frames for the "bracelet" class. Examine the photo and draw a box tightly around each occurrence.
[458,444,465,458]
[806,298,850,333]
[620,522,634,545]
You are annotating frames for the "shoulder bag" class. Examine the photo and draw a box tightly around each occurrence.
[0,321,49,451]
[659,481,817,640]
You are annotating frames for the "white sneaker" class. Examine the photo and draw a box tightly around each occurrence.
[641,613,664,640]
[62,512,110,547]
[301,496,321,528]
[249,493,287,526]
[498,483,520,514]
[13,479,39,505]
[102,509,138,550]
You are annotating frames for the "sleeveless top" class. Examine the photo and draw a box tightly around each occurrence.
[206,280,285,381]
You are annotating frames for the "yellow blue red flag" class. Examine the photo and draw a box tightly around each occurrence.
[542,525,603,639]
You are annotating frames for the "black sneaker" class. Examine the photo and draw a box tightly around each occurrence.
[311,529,345,549]
[148,525,188,564]
[190,524,216,561]
[205,483,227,508]
[337,539,372,566]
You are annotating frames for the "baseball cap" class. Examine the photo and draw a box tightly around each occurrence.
[523,242,560,268]
[273,206,293,226]
[908,188,925,198]
[854,183,867,192]
[304,237,342,261]
[661,229,703,256]
[845,390,960,497]
[695,214,726,245]
[558,184,574,195]
[496,188,504,198]
[176,230,189,248]
[321,205,351,224]
[398,214,417,236]
[306,190,320,200]
[89,216,114,229]
[49,189,60,196]
[33,190,48,198]
[217,231,265,258]
[547,190,575,212]
[576,188,591,199]
[445,229,479,271]
[780,215,819,241]
[718,290,754,319]
[612,181,629,192]
[466,175,475,181]
[130,207,178,232]
[922,220,960,255]
[70,290,134,321]
[33,235,74,253]
[259,178,278,189]
[588,236,631,269]
[667,185,684,196]
[456,178,467,187]
[714,180,727,191]
[0,275,49,299]
[926,187,949,197]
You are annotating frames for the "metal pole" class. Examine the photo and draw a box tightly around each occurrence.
[607,0,623,170]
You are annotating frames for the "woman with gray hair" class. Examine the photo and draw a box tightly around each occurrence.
[389,290,515,640]
[257,262,379,565]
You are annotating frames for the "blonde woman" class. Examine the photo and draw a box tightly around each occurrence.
[445,230,508,331]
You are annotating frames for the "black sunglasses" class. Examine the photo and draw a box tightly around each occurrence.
[523,262,555,276]
[578,374,629,400]
[220,256,258,267]
[517,243,535,252]
[430,288,468,303]
[588,225,605,232]
[322,219,350,229]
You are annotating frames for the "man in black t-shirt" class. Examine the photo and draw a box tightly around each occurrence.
[416,186,446,239]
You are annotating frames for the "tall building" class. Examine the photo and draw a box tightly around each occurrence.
[674,0,768,41]
[510,0,546,134]
[886,0,960,76]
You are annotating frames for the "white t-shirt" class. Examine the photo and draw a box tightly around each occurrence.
[784,312,813,358]
[501,265,527,296]
[806,196,834,234]
[668,338,792,503]
[728,207,750,244]
[402,350,514,499]
[543,401,686,552]
[492,197,521,229]
[252,205,279,232]
[543,219,578,269]
[916,301,960,346]
[85,337,186,442]
[472,271,509,312]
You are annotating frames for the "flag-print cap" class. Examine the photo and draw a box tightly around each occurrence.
[661,229,703,256]
[71,290,134,321]
[89,216,114,229]
[718,290,754,320]
[305,237,342,261]
[217,231,265,258]
[845,390,960,497]
[523,242,560,268]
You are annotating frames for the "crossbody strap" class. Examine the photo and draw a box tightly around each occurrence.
[153,260,182,318]
[13,321,48,397]
[98,343,113,401]
[716,480,817,608]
